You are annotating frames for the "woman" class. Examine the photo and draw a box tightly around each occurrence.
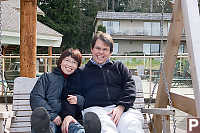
[30,48,84,133]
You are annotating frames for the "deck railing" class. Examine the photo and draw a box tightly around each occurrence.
[0,54,191,96]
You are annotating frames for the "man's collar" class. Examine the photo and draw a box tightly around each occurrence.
[89,58,112,68]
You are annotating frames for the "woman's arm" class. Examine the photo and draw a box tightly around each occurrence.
[30,73,58,121]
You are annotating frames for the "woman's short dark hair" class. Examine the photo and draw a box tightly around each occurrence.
[57,48,82,68]
[91,31,113,53]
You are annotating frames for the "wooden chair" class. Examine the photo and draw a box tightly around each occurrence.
[10,77,38,133]
[0,111,15,133]
[9,76,174,133]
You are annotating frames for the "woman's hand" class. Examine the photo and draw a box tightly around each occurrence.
[61,115,77,133]
[67,95,77,104]
[107,105,125,125]
[53,115,62,126]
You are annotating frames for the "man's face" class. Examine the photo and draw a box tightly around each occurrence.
[60,56,78,75]
[91,39,112,64]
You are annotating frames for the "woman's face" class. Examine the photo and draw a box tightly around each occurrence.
[60,56,78,75]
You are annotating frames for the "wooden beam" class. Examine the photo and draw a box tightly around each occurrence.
[142,108,175,115]
[171,92,197,116]
[48,46,52,72]
[20,0,37,78]
[153,0,184,132]
[2,46,7,56]
[181,0,200,116]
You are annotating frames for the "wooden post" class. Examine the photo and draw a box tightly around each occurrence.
[20,0,37,78]
[2,57,5,96]
[149,57,152,97]
[2,46,7,56]
[181,0,200,116]
[48,46,52,72]
[153,0,184,132]
[44,58,48,73]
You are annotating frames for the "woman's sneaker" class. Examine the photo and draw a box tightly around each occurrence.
[83,112,101,133]
[31,107,52,133]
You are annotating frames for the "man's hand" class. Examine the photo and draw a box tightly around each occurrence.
[53,115,62,126]
[107,105,125,125]
[61,115,77,133]
[67,95,77,104]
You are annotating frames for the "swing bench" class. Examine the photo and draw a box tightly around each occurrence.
[4,76,175,133]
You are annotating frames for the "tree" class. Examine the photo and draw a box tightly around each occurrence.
[97,25,106,33]
[127,0,172,13]
[37,0,101,54]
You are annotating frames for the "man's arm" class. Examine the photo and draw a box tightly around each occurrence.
[117,62,136,112]
[109,62,136,125]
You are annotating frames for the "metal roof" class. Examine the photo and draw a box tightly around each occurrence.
[96,11,172,21]
[3,0,45,16]
[1,1,63,47]
[2,1,62,37]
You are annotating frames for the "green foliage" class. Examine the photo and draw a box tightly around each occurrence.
[97,25,106,33]
[105,0,172,13]
[37,0,103,54]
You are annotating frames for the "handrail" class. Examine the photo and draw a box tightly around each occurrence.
[1,54,189,58]
[0,55,191,96]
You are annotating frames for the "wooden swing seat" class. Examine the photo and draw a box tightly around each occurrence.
[7,76,174,133]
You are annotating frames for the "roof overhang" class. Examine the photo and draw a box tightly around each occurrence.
[2,31,62,47]
[2,1,63,48]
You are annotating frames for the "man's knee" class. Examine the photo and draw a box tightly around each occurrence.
[118,109,144,130]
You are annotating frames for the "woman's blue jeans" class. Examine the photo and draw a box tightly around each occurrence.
[50,121,85,133]
[32,121,85,133]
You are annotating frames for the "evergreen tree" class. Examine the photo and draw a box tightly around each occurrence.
[126,0,172,13]
[37,0,101,53]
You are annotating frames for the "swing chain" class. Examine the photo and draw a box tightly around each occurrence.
[159,0,176,132]
[147,0,176,132]
[161,63,176,133]
[0,1,9,132]
[147,77,158,133]
[0,0,8,111]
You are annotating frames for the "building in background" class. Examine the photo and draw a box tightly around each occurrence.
[95,11,186,55]
[1,0,63,55]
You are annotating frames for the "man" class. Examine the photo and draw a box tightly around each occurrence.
[80,31,144,133]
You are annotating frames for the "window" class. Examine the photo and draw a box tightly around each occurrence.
[144,22,160,36]
[143,43,160,55]
[143,44,151,55]
[113,43,119,54]
[151,44,160,54]
[178,43,185,54]
[103,21,120,34]
[152,22,160,36]
[168,22,171,32]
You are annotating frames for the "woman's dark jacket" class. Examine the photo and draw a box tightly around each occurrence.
[80,60,136,112]
[30,67,83,121]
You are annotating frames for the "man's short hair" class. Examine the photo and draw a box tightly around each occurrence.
[91,31,114,53]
